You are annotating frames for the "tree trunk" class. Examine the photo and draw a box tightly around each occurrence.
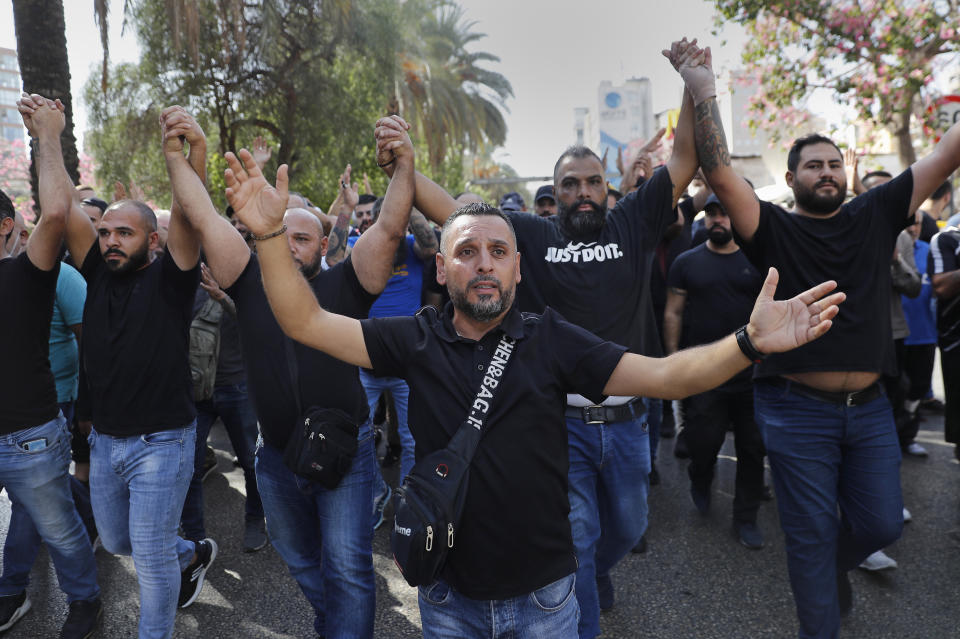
[890,109,917,170]
[12,0,79,216]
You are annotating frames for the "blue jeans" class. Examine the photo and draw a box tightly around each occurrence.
[418,574,579,639]
[566,413,649,639]
[88,424,198,639]
[0,414,99,603]
[755,380,903,639]
[182,383,263,541]
[254,424,376,639]
[359,369,414,480]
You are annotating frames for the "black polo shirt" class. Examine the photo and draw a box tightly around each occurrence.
[227,254,376,451]
[361,303,627,600]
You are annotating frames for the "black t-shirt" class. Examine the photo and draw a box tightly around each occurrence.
[506,166,676,356]
[226,254,376,450]
[0,254,59,434]
[81,244,199,435]
[927,227,960,350]
[667,244,762,390]
[361,303,627,600]
[650,197,696,336]
[736,169,914,377]
[919,211,940,243]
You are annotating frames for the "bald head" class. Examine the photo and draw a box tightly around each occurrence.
[284,208,325,236]
[105,200,157,233]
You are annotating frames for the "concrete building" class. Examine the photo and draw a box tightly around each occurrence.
[0,47,24,144]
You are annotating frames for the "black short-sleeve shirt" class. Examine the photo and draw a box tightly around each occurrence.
[736,169,914,377]
[927,228,960,350]
[361,303,627,600]
[0,253,60,434]
[506,166,675,355]
[667,244,762,390]
[80,244,200,435]
[226,254,376,450]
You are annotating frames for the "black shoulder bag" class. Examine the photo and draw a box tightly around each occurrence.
[281,338,359,489]
[391,333,516,587]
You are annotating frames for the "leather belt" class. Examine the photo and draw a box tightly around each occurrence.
[564,399,646,424]
[770,378,884,407]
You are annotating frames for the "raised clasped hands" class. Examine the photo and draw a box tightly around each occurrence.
[159,105,206,155]
[747,268,846,355]
[224,149,289,237]
[16,92,65,138]
[661,37,716,104]
[374,115,413,172]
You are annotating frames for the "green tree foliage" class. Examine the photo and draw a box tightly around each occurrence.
[84,0,512,210]
[714,0,960,168]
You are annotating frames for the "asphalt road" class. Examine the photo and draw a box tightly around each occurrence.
[2,408,958,638]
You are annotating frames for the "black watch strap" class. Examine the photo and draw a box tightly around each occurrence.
[736,325,766,364]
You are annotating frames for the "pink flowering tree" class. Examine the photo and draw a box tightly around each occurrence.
[0,138,35,222]
[714,0,960,168]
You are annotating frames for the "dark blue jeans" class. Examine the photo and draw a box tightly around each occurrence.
[182,382,263,541]
[755,380,903,639]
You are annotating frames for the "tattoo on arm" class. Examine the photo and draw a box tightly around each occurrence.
[694,98,731,173]
[410,211,438,255]
[325,212,351,266]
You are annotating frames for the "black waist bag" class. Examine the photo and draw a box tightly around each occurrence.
[390,333,516,587]
[283,406,358,490]
[390,425,478,586]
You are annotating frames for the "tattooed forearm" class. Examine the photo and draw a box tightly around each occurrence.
[694,98,731,173]
[325,212,352,266]
[410,210,438,257]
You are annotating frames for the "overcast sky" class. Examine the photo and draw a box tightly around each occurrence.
[1,0,748,178]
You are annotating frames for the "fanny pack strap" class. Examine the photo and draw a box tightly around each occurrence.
[284,337,303,416]
[446,333,517,463]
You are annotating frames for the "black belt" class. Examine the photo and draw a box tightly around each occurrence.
[769,378,884,407]
[564,399,645,424]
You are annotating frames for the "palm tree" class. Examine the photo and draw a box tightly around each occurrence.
[394,1,513,172]
[11,0,80,207]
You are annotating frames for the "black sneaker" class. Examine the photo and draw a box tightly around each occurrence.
[59,597,102,639]
[596,573,614,611]
[690,484,711,515]
[648,462,660,486]
[243,519,268,553]
[630,534,648,554]
[734,521,764,550]
[0,591,31,632]
[179,538,218,608]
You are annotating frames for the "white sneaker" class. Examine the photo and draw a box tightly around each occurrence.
[906,442,928,457]
[859,550,898,571]
[903,507,913,522]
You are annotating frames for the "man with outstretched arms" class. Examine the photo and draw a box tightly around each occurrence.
[225,146,843,639]
[374,57,701,637]
[160,107,415,639]
[671,37,960,638]
[0,95,100,639]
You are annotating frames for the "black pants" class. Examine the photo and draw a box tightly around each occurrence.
[680,387,764,523]
[902,343,936,402]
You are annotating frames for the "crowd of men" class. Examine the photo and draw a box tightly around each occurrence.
[1,35,959,639]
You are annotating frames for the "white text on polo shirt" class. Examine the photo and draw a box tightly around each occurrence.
[545,241,624,264]
[467,337,516,430]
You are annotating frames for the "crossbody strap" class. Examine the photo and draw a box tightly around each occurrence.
[447,333,517,462]
[284,337,302,416]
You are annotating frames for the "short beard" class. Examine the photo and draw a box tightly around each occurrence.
[295,253,323,280]
[449,274,515,322]
[793,179,845,215]
[558,198,606,237]
[104,242,150,275]
[708,226,733,246]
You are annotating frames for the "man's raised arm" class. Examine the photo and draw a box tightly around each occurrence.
[375,117,459,226]
[910,118,960,216]
[161,105,251,288]
[324,164,359,267]
[351,115,416,295]
[664,38,760,241]
[18,94,93,269]
[664,89,698,208]
[604,268,844,399]
[225,150,372,369]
